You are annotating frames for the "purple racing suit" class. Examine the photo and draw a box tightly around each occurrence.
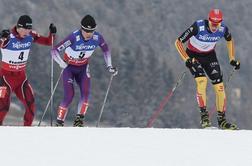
[51,29,112,121]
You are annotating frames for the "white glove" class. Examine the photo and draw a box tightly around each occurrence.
[107,66,118,76]
[51,50,68,69]
[59,61,68,69]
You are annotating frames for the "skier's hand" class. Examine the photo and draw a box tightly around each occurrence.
[185,58,194,69]
[0,29,10,38]
[49,23,57,34]
[107,66,118,76]
[230,60,240,70]
[185,58,202,73]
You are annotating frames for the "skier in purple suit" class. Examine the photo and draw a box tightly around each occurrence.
[51,15,118,127]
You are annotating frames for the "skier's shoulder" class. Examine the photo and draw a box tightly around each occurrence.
[30,30,40,38]
[220,21,228,32]
[93,31,101,36]
[66,29,80,42]
[93,31,103,41]
[196,19,205,24]
[186,20,200,36]
[72,29,81,35]
[71,29,81,39]
[192,19,209,33]
[195,19,207,27]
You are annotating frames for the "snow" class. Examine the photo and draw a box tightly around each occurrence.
[0,127,252,166]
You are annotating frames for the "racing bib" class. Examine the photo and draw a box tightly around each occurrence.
[1,49,30,71]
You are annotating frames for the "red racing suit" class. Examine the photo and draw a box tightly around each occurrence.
[0,27,54,126]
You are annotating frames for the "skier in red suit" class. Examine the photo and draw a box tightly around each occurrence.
[0,15,57,126]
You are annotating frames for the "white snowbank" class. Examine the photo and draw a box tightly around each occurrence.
[0,127,252,166]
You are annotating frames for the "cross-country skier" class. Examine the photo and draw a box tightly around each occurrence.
[175,9,240,130]
[0,15,57,126]
[51,14,118,127]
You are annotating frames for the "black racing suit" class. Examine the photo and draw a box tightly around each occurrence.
[178,20,232,84]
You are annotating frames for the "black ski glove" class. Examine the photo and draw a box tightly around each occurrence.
[107,66,118,76]
[185,58,194,69]
[49,23,57,34]
[0,29,10,38]
[230,60,240,70]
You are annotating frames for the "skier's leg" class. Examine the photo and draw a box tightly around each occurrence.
[73,65,90,127]
[15,79,35,126]
[213,82,226,113]
[186,56,211,128]
[78,65,90,115]
[195,76,208,108]
[0,76,11,125]
[56,68,75,126]
[195,76,211,128]
[204,54,238,130]
[213,82,237,129]
[186,49,209,110]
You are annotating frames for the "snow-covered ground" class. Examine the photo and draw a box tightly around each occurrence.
[0,127,252,166]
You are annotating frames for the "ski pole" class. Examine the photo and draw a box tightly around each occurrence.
[209,67,236,118]
[225,67,236,89]
[96,74,114,127]
[50,35,54,126]
[38,69,63,126]
[147,71,186,127]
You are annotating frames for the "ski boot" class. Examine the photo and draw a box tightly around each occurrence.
[56,119,64,127]
[217,111,238,130]
[73,114,84,127]
[200,108,211,128]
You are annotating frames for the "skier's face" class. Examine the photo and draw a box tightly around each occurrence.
[81,29,94,40]
[17,28,31,38]
[209,21,221,33]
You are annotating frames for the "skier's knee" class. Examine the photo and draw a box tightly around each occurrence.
[195,77,208,88]
[23,81,35,105]
[210,74,223,84]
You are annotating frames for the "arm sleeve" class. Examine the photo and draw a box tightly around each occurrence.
[175,22,198,61]
[224,26,232,41]
[51,34,74,66]
[53,33,74,53]
[178,22,198,43]
[32,30,54,46]
[98,34,112,67]
[224,26,235,61]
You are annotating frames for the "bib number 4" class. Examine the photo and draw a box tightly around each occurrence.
[18,52,24,61]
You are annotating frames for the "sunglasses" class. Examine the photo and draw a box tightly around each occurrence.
[81,25,96,33]
[82,28,95,33]
[17,25,32,30]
